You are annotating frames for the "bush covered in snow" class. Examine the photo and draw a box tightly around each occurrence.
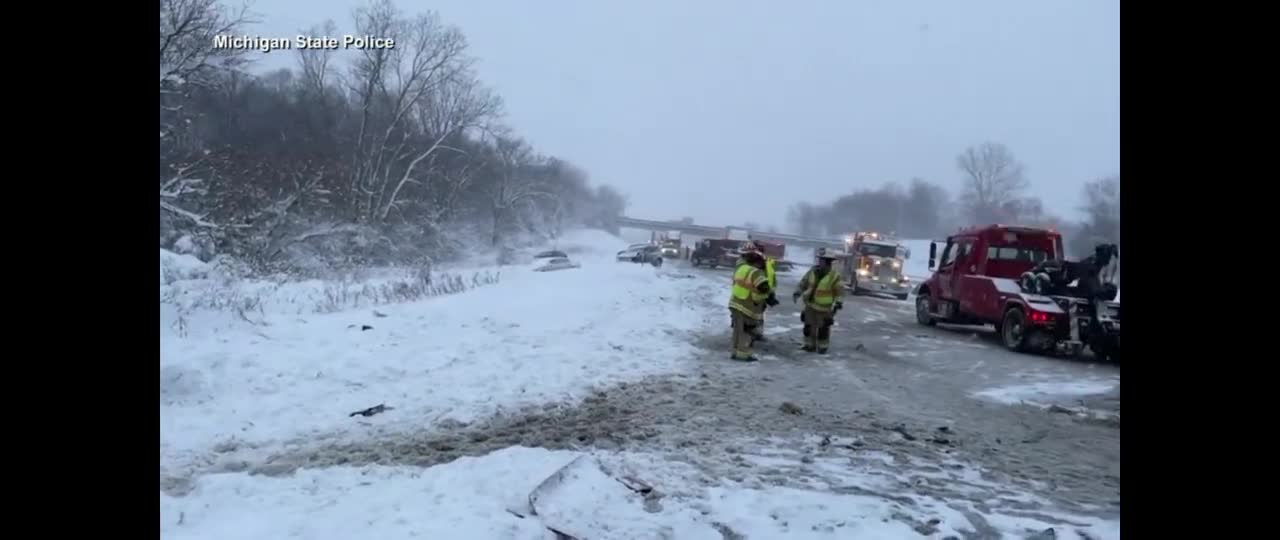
[159,0,626,274]
[161,247,503,337]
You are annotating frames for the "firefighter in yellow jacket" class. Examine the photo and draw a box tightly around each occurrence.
[753,256,779,343]
[728,243,773,362]
[792,248,845,354]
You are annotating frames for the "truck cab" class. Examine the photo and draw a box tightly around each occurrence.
[919,226,1062,323]
[691,238,744,268]
[915,224,1119,362]
[652,230,683,258]
[842,231,912,300]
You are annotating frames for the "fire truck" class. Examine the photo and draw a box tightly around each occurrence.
[650,230,683,258]
[840,231,911,300]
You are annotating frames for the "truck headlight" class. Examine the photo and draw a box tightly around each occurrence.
[892,261,901,269]
[857,268,869,276]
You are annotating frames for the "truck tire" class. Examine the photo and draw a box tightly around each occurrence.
[1001,308,1031,352]
[915,295,937,326]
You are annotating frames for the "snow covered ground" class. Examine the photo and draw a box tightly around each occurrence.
[162,444,1119,540]
[161,229,1118,540]
[161,230,721,475]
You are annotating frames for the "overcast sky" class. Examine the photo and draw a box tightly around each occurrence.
[246,0,1119,229]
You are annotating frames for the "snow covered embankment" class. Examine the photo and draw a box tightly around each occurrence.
[162,445,1119,540]
[160,230,722,472]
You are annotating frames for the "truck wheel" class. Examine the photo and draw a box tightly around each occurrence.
[915,295,936,326]
[1001,308,1030,352]
[1094,342,1120,364]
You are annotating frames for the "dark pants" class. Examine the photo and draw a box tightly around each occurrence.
[802,307,833,350]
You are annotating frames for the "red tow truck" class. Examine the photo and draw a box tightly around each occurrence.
[914,224,1121,362]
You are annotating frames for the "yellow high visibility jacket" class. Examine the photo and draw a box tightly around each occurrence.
[765,258,777,292]
[796,267,844,312]
[729,263,770,319]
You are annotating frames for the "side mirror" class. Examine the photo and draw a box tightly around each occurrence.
[904,249,912,260]
[928,242,938,270]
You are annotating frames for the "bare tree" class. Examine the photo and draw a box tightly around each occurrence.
[956,142,1029,225]
[787,178,954,239]
[159,0,252,88]
[487,137,552,245]
[296,20,339,96]
[160,0,253,138]
[785,202,821,236]
[1072,176,1120,256]
[346,3,479,223]
[159,1,628,271]
[903,178,950,238]
[377,72,502,222]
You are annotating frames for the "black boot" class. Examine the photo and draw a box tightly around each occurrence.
[817,348,828,355]
[801,344,816,352]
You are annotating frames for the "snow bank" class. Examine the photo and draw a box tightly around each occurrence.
[161,229,720,468]
[160,249,210,286]
[161,446,1120,540]
[973,378,1119,405]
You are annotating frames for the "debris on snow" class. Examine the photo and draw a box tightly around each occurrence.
[779,402,804,415]
[348,404,393,418]
[1027,527,1058,540]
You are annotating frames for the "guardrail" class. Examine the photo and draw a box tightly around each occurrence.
[614,216,845,249]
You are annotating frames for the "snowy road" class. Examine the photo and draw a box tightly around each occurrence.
[161,245,1119,540]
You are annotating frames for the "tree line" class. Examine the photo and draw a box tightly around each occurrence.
[785,142,1119,258]
[160,0,627,272]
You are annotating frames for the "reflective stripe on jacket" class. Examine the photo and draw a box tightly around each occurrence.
[729,263,769,319]
[797,267,843,312]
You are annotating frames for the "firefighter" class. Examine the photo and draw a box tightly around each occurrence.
[753,255,780,343]
[792,248,845,354]
[728,242,772,362]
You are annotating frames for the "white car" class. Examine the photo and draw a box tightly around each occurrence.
[616,245,664,266]
[534,257,581,272]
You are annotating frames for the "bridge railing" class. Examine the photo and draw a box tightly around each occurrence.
[615,216,845,249]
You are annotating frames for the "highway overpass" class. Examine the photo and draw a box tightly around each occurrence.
[614,216,846,250]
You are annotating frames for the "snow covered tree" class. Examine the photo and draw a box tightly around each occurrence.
[157,0,627,272]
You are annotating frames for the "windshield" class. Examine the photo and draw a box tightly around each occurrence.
[859,244,898,258]
[987,246,1050,263]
